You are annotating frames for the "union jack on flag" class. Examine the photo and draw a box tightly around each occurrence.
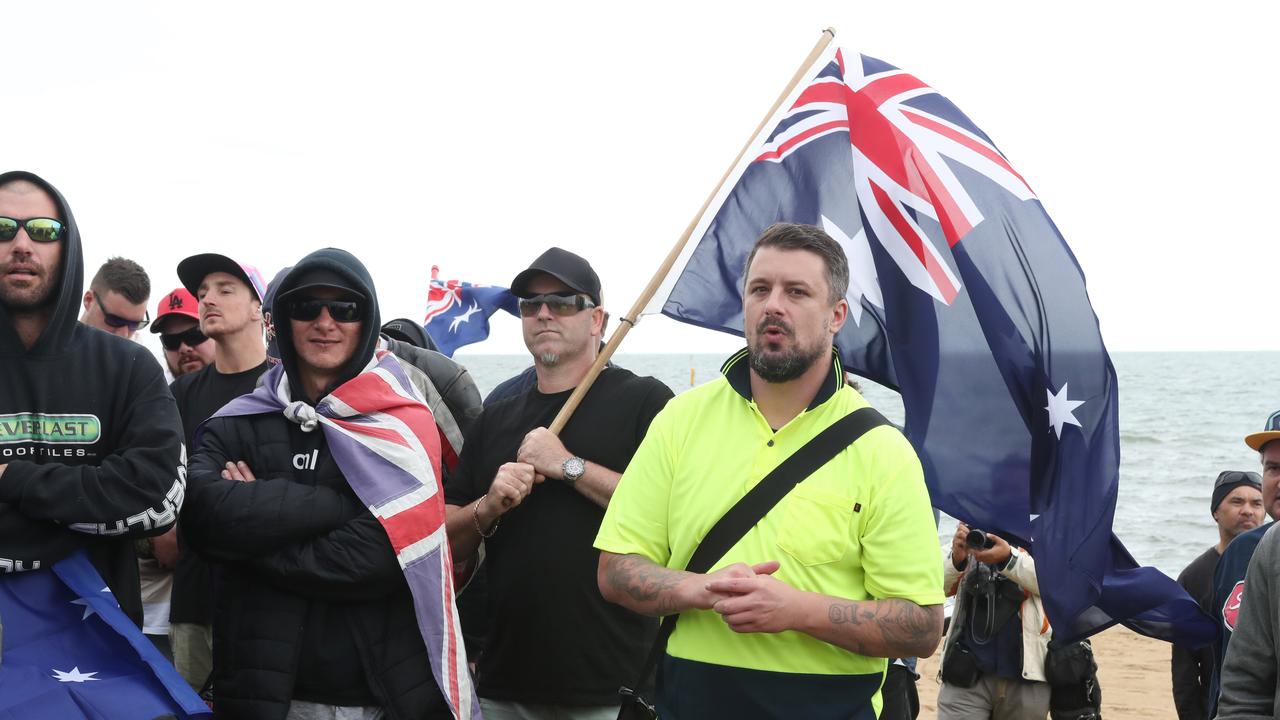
[754,50,1034,307]
[649,41,1214,646]
[423,265,519,357]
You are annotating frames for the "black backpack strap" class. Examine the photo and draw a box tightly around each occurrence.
[624,406,890,697]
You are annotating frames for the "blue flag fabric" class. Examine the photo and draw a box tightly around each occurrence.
[0,551,210,719]
[649,45,1213,645]
[423,265,520,357]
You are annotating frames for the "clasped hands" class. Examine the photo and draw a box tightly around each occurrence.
[487,428,573,510]
[693,560,799,634]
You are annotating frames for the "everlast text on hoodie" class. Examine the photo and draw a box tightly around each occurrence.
[0,171,184,626]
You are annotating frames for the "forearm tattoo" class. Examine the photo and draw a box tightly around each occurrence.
[606,553,684,616]
[827,598,942,657]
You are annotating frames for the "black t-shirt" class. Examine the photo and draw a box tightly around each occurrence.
[170,360,272,625]
[445,366,673,705]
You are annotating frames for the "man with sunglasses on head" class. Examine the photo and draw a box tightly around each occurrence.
[183,248,471,719]
[79,256,151,339]
[166,252,272,692]
[1170,470,1263,720]
[444,247,673,720]
[0,170,184,628]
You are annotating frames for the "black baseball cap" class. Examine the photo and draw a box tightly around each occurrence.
[275,267,367,303]
[176,253,267,303]
[510,247,601,305]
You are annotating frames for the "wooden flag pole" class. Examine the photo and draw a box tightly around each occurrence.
[548,28,837,435]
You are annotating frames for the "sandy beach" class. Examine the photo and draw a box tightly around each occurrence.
[916,626,1176,719]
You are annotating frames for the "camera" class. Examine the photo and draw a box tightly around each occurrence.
[965,528,996,550]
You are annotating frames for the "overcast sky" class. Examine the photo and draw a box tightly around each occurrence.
[9,1,1277,357]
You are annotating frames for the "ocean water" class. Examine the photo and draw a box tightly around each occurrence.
[455,351,1280,578]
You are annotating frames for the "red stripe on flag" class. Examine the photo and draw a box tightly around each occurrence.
[901,109,1033,194]
[856,72,929,107]
[328,417,411,448]
[901,142,973,247]
[378,500,445,555]
[869,182,959,303]
[754,121,847,162]
[441,542,462,710]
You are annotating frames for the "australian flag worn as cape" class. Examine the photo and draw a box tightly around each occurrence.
[649,44,1213,645]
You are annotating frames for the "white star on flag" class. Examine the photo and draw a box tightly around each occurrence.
[70,586,112,620]
[448,301,481,332]
[822,215,884,327]
[52,666,99,682]
[1045,383,1085,438]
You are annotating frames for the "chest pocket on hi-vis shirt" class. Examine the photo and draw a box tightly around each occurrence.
[776,485,856,566]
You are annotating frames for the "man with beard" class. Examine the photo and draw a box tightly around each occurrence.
[444,247,672,719]
[595,223,943,719]
[0,170,183,626]
[167,252,271,690]
[152,287,216,379]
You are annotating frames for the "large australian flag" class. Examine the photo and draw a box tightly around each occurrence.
[0,551,210,718]
[423,265,520,357]
[649,44,1213,645]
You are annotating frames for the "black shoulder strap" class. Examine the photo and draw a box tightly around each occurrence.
[625,406,890,694]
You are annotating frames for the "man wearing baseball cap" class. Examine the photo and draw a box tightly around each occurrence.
[151,287,215,379]
[1208,412,1280,718]
[167,252,272,691]
[444,247,673,719]
[1171,470,1262,720]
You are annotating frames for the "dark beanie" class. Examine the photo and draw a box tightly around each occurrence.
[1211,471,1263,514]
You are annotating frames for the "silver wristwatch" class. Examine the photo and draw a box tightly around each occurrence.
[561,456,586,486]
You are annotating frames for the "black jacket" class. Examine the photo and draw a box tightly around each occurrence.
[0,170,183,626]
[183,249,449,719]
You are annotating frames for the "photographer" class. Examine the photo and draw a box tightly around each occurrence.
[937,522,1051,719]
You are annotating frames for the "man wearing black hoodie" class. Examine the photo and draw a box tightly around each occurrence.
[0,170,184,626]
[184,248,465,720]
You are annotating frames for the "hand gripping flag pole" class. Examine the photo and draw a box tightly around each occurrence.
[546,28,838,435]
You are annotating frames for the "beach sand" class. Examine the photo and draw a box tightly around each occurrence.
[916,626,1175,719]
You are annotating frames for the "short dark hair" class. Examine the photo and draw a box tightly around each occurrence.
[90,257,151,305]
[744,223,849,304]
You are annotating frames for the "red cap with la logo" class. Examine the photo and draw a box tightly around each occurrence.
[150,287,200,334]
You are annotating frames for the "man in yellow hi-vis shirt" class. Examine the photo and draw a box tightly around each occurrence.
[596,223,944,720]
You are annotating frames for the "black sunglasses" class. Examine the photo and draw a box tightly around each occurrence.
[94,292,150,332]
[288,298,362,323]
[518,292,596,318]
[1215,470,1262,488]
[160,326,209,351]
[0,216,64,243]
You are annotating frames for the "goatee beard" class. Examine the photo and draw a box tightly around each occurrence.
[748,315,826,383]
